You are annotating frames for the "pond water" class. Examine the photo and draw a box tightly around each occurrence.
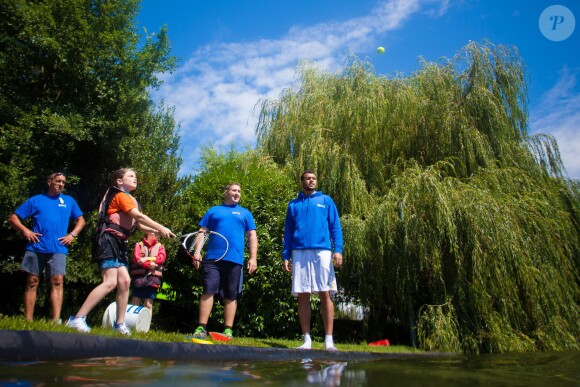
[0,351,578,386]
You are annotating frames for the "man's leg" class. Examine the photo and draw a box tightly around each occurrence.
[223,298,237,327]
[24,273,39,321]
[297,292,312,334]
[297,292,313,349]
[198,293,214,325]
[319,291,334,335]
[319,291,337,350]
[49,274,64,322]
[221,262,242,333]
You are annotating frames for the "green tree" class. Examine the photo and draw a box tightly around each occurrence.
[0,0,183,319]
[256,41,580,353]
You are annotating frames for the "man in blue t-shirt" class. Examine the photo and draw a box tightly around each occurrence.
[191,183,258,340]
[8,172,86,322]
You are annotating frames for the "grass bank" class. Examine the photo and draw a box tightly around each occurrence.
[0,314,419,354]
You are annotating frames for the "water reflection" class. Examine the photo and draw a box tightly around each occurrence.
[302,359,350,386]
[0,351,578,386]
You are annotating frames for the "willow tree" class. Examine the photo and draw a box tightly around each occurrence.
[256,41,579,353]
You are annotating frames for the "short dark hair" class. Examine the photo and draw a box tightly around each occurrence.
[47,172,65,180]
[224,182,241,192]
[300,170,316,181]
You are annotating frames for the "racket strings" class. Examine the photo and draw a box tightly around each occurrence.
[182,232,208,255]
[181,231,229,262]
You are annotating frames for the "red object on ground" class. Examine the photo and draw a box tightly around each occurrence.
[368,339,390,346]
[209,331,232,342]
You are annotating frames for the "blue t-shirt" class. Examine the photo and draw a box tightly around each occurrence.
[14,193,83,255]
[199,204,256,265]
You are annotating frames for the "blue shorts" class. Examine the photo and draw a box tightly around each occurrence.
[131,286,157,300]
[97,257,129,271]
[202,261,243,300]
[21,251,66,277]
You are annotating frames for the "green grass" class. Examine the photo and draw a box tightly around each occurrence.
[0,314,419,354]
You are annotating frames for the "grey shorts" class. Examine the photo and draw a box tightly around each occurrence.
[21,250,66,277]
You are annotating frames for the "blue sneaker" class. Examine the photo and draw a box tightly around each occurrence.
[114,321,131,336]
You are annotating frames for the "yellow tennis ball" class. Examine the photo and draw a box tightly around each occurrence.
[377,46,385,54]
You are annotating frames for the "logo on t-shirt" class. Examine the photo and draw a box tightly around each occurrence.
[232,211,241,215]
[58,197,67,208]
[317,204,326,209]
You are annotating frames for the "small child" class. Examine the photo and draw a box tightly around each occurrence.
[130,231,166,314]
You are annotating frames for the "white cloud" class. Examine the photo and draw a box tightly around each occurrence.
[529,67,580,180]
[153,0,450,174]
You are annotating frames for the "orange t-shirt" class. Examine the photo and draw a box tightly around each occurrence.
[107,192,138,231]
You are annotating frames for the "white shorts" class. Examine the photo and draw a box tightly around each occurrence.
[291,249,337,296]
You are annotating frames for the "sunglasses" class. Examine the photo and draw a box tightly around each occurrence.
[48,172,66,180]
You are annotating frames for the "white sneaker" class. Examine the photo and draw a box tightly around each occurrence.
[297,342,312,350]
[114,322,131,336]
[66,316,91,333]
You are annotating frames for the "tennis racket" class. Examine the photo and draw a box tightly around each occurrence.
[181,231,229,263]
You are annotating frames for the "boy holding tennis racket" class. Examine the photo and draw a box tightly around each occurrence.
[283,170,343,351]
[191,183,258,340]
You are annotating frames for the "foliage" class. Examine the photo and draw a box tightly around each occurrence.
[164,149,308,338]
[256,41,580,353]
[0,0,183,319]
[417,299,462,353]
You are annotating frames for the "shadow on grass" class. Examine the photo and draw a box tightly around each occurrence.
[263,341,290,349]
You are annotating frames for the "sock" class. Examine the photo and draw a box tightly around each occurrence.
[198,323,207,330]
[325,335,335,348]
[298,333,312,349]
[224,325,232,330]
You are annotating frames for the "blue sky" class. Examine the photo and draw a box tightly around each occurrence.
[137,0,579,179]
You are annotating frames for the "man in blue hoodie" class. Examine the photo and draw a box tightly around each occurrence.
[283,170,343,350]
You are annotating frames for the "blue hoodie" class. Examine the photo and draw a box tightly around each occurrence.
[283,191,343,261]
